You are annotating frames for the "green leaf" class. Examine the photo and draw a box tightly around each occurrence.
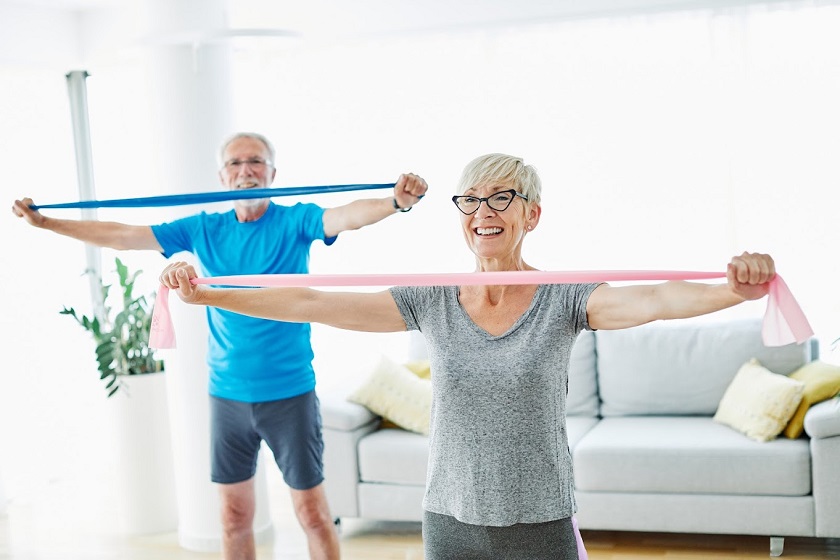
[64,257,164,397]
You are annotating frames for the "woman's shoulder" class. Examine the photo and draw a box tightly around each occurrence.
[540,282,602,305]
[391,284,454,299]
[541,281,601,292]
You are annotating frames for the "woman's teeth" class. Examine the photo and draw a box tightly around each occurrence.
[476,227,502,236]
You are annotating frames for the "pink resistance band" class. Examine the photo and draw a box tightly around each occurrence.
[149,270,813,350]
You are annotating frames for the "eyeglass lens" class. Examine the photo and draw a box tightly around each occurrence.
[454,190,519,214]
[225,158,270,169]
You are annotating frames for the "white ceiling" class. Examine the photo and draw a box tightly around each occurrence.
[6,0,827,30]
[2,0,111,9]
[2,0,836,69]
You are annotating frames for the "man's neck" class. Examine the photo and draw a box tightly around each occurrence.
[234,200,270,223]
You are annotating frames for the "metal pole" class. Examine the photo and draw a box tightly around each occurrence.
[65,70,105,322]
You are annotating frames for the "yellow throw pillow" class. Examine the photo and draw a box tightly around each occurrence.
[713,359,805,442]
[348,355,432,435]
[375,360,431,429]
[783,361,840,439]
[403,359,431,379]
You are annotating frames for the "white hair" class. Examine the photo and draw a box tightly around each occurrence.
[217,132,276,168]
[456,153,542,205]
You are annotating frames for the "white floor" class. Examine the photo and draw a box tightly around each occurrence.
[0,459,423,560]
[2,464,839,560]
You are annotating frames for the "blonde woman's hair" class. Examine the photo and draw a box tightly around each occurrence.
[217,132,276,168]
[456,153,541,205]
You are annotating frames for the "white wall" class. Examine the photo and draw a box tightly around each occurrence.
[0,2,80,69]
[2,0,839,515]
[227,6,840,379]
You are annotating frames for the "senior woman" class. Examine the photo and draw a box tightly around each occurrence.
[160,153,776,560]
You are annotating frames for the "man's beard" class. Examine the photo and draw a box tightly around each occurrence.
[235,196,268,210]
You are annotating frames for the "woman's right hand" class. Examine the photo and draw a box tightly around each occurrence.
[160,261,204,304]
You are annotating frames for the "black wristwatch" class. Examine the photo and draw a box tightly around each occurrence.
[392,198,412,212]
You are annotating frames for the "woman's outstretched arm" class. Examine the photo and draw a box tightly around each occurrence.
[160,261,407,333]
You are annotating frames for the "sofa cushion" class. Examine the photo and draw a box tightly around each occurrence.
[358,416,600,486]
[573,417,811,496]
[404,359,432,379]
[567,331,599,417]
[596,319,812,417]
[783,361,840,439]
[713,359,804,442]
[566,416,601,449]
[359,429,430,485]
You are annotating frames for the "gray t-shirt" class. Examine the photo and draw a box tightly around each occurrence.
[390,282,599,527]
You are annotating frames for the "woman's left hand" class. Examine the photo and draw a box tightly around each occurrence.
[726,251,775,301]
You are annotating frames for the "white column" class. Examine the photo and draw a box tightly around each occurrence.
[138,0,272,551]
[0,473,6,514]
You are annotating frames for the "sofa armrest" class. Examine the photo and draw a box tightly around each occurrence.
[804,398,840,439]
[320,391,379,431]
[806,398,840,538]
[319,390,380,519]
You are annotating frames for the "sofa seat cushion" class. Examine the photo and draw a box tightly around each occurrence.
[566,416,601,448]
[359,429,430,485]
[358,417,600,485]
[573,417,811,496]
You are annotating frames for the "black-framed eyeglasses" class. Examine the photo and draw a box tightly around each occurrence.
[223,158,272,170]
[451,189,528,215]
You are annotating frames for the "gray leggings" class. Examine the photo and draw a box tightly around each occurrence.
[423,510,579,560]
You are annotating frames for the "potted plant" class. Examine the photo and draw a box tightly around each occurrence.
[61,257,164,397]
[60,256,176,533]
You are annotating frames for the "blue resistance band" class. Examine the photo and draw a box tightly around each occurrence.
[29,183,396,210]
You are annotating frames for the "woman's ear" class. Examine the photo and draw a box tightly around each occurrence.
[526,203,541,231]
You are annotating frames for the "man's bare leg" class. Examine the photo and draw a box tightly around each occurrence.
[219,478,257,560]
[290,483,340,559]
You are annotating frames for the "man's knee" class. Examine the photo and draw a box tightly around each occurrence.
[296,500,333,531]
[292,486,333,531]
[221,499,256,531]
[219,480,257,531]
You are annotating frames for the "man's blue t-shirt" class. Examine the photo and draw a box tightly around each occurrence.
[151,202,336,403]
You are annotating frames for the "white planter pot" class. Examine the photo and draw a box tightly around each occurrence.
[110,371,178,535]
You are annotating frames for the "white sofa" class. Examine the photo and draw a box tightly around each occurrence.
[319,319,840,556]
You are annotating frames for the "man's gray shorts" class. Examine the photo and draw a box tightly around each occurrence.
[210,390,324,490]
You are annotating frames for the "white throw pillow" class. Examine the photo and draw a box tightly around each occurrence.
[348,355,432,435]
[713,359,805,442]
